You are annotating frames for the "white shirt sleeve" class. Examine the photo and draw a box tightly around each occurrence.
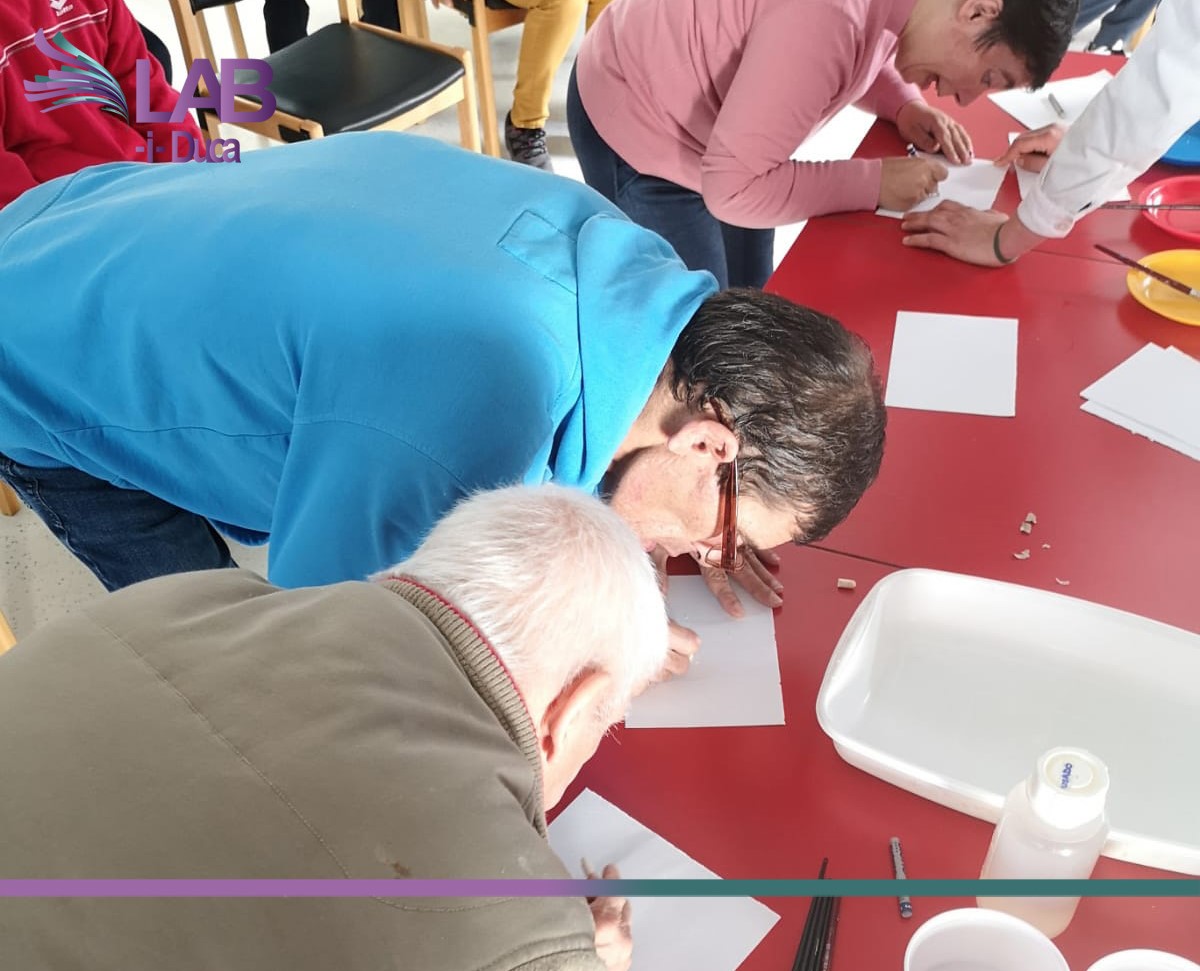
[1017,0,1200,238]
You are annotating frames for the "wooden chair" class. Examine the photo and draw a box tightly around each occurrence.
[1126,6,1157,51]
[0,483,20,517]
[450,0,528,158]
[0,608,15,655]
[168,0,480,151]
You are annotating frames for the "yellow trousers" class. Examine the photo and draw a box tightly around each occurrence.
[505,0,614,129]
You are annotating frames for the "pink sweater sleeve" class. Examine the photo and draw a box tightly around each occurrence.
[856,61,923,123]
[701,3,883,227]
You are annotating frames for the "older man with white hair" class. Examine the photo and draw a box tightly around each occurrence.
[0,485,666,971]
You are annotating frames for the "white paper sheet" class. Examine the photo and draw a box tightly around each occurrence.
[1080,400,1200,461]
[1080,344,1200,461]
[876,152,1007,218]
[1008,132,1131,202]
[625,574,783,728]
[885,311,1019,416]
[988,70,1114,129]
[548,789,780,971]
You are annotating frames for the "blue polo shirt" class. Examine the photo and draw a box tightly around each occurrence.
[0,133,716,585]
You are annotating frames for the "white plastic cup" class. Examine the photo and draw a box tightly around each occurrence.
[1086,951,1200,971]
[904,907,1070,971]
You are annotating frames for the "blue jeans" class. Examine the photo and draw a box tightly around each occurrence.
[0,454,237,592]
[566,66,774,289]
[1075,0,1157,49]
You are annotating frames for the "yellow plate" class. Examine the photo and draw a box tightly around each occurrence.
[1125,249,1200,327]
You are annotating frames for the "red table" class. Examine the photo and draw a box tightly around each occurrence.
[567,51,1200,971]
[560,548,1199,971]
[769,53,1200,633]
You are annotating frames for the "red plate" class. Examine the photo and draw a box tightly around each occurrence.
[1140,175,1200,244]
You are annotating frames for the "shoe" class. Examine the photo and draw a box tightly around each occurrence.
[1086,39,1126,56]
[505,113,553,171]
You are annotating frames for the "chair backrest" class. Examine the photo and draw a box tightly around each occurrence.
[0,608,16,655]
[171,0,361,67]
[0,482,20,516]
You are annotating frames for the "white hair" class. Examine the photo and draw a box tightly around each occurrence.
[374,485,669,723]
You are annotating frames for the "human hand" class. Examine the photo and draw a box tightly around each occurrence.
[900,201,1010,265]
[585,862,633,971]
[696,548,783,619]
[895,101,974,164]
[994,123,1066,173]
[879,156,948,212]
[656,619,700,679]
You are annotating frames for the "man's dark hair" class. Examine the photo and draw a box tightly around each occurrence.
[669,289,886,545]
[977,0,1078,89]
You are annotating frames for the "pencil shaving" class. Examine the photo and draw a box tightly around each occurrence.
[1013,549,1031,560]
[1019,522,1032,534]
[1042,543,1051,549]
[1055,578,1070,586]
[836,578,857,590]
[1024,512,1037,525]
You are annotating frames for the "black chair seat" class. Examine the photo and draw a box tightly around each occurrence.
[234,23,465,134]
[451,0,521,27]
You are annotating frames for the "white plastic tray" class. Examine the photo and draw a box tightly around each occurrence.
[816,569,1200,875]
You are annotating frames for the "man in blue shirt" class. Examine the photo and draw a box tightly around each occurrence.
[0,133,885,662]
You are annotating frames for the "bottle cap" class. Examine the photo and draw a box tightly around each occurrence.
[1028,747,1109,830]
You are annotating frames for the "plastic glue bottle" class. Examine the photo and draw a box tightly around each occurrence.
[977,746,1110,938]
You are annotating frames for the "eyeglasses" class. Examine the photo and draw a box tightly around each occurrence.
[702,401,743,573]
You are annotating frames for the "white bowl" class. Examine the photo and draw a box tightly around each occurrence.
[1087,950,1200,971]
[904,907,1070,971]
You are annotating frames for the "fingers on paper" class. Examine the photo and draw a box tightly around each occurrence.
[660,619,700,678]
[731,551,784,607]
[700,563,746,618]
[940,120,974,165]
[591,885,634,971]
[995,125,1063,168]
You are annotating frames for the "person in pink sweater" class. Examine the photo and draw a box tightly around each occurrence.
[568,0,1077,287]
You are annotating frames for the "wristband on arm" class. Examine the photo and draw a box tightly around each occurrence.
[992,224,1015,265]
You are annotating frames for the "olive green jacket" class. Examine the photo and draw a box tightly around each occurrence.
[0,569,602,971]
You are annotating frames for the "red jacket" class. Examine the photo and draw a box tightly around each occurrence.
[1,0,201,207]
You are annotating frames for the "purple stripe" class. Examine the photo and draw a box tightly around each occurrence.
[0,880,614,898]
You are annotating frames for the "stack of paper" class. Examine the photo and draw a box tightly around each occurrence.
[1008,133,1131,202]
[989,70,1114,129]
[1080,344,1200,460]
[548,789,780,971]
[626,575,784,728]
[885,311,1019,417]
[877,150,1007,218]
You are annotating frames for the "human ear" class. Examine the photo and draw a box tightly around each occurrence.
[664,418,740,465]
[539,669,613,773]
[960,0,1003,24]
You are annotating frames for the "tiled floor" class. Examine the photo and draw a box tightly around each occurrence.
[0,1,1101,638]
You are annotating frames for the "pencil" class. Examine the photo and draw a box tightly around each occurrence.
[820,895,842,971]
[890,837,913,919]
[791,859,829,971]
[1047,92,1067,118]
[1100,202,1200,211]
[1095,244,1200,299]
